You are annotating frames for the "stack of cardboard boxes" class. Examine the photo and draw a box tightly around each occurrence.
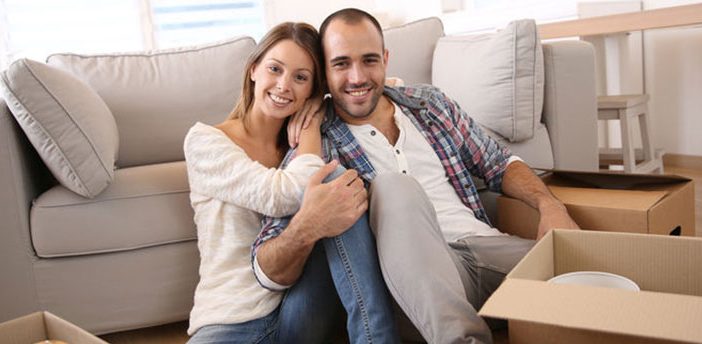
[484,170,701,343]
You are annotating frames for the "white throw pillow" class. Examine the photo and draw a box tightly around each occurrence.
[0,58,119,198]
[47,36,256,167]
[432,19,544,142]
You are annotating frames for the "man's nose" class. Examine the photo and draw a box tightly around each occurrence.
[348,64,367,85]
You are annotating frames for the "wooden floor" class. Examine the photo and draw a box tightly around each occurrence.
[101,163,702,344]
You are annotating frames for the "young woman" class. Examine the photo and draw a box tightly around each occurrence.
[184,22,398,344]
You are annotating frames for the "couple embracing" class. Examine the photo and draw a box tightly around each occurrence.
[185,8,578,344]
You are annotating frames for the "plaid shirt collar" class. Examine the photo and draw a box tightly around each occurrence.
[320,86,426,184]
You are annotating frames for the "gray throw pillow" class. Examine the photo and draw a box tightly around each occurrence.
[433,19,544,143]
[0,58,119,198]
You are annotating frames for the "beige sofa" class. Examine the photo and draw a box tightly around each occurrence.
[0,17,597,334]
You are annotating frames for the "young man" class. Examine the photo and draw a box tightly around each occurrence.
[255,8,580,344]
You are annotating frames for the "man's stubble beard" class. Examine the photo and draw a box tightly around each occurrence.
[333,85,384,121]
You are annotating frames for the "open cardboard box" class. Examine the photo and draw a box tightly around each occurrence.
[479,229,702,344]
[497,170,695,239]
[0,311,107,344]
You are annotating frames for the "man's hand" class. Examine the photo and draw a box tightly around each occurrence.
[536,198,580,240]
[293,160,368,241]
[256,160,368,286]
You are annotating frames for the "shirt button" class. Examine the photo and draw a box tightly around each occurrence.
[402,170,407,174]
[427,121,434,126]
[464,184,471,189]
[395,149,400,154]
[370,130,376,136]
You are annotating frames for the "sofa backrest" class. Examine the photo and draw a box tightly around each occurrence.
[383,17,444,86]
[47,36,255,168]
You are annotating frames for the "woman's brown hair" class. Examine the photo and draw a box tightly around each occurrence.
[228,22,324,149]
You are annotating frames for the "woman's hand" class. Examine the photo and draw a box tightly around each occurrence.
[287,97,325,148]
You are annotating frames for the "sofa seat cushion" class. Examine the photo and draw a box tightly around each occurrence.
[31,161,195,258]
[482,123,554,170]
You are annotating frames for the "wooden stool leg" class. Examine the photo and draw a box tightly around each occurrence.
[638,106,657,170]
[620,108,636,173]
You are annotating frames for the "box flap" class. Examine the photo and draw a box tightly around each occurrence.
[550,186,668,211]
[0,312,47,343]
[44,311,108,344]
[480,279,702,343]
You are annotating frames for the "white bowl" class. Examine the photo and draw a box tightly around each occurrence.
[548,271,640,291]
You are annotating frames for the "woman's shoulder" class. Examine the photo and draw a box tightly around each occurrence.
[186,121,240,145]
[184,122,245,158]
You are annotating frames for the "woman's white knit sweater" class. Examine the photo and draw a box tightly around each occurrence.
[183,122,324,335]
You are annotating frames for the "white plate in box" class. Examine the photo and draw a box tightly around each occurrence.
[548,271,640,291]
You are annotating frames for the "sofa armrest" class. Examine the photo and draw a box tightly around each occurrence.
[542,40,599,171]
[0,98,54,321]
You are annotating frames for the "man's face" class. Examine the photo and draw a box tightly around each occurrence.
[322,18,388,124]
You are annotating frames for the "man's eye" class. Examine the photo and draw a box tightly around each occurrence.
[333,61,347,68]
[365,58,379,65]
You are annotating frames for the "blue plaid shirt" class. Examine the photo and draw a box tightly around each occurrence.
[251,84,512,258]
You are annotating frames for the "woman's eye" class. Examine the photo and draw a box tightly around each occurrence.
[268,65,281,73]
[295,74,309,82]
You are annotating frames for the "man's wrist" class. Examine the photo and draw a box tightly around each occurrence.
[536,195,566,213]
[285,211,322,248]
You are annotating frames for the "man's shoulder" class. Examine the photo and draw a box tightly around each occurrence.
[394,83,444,99]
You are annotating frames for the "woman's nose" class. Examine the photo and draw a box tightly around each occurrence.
[276,74,292,91]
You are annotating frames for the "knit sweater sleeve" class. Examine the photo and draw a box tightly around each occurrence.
[184,123,324,217]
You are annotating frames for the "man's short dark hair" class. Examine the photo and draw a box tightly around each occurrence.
[319,8,384,49]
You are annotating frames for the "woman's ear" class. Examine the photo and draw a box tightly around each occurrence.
[250,64,257,82]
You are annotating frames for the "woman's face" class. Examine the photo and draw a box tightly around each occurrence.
[250,39,315,120]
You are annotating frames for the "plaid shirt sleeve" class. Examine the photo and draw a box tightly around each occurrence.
[250,147,297,261]
[439,90,512,193]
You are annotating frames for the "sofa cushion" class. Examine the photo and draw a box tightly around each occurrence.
[46,36,256,168]
[30,161,195,258]
[0,58,119,198]
[432,19,544,142]
[384,17,444,85]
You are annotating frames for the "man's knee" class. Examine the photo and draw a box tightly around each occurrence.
[369,173,436,236]
[369,173,424,210]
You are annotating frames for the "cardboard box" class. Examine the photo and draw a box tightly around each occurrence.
[479,229,702,344]
[497,170,695,239]
[0,311,107,344]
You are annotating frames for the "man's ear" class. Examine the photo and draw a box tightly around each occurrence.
[383,48,389,68]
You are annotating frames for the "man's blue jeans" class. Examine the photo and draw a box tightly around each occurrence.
[278,166,399,344]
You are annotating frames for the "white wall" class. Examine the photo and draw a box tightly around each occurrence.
[263,0,374,29]
[262,0,441,29]
[643,0,702,156]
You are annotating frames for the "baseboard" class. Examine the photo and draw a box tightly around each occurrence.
[663,153,702,170]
